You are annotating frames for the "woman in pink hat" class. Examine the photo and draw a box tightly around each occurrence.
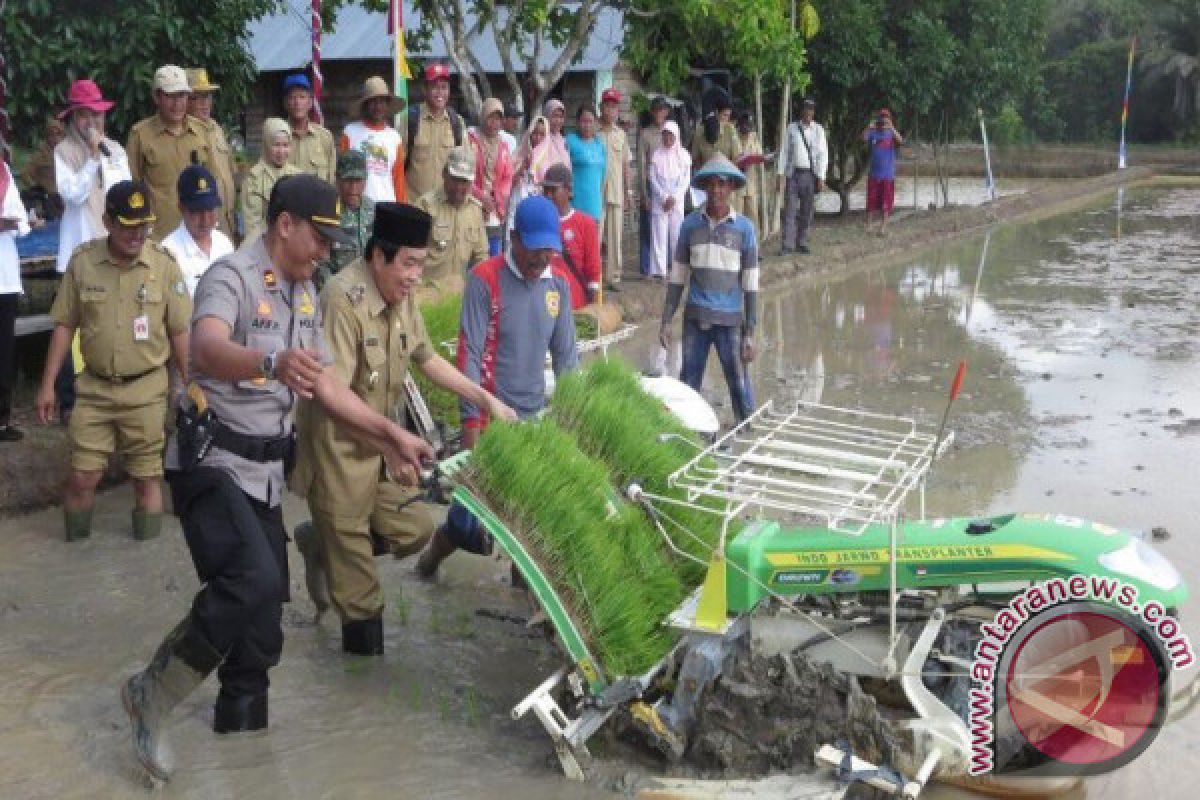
[51,79,131,420]
[54,79,131,275]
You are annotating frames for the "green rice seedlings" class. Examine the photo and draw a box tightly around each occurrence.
[416,294,464,427]
[549,358,725,581]
[468,419,686,676]
[574,313,599,342]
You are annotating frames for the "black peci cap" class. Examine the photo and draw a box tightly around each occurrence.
[106,180,157,226]
[268,174,354,245]
[372,202,433,248]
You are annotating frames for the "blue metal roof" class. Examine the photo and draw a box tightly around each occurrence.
[247,1,623,73]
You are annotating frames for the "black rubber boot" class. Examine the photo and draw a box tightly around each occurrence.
[132,509,163,541]
[121,618,222,781]
[63,507,93,542]
[342,617,384,655]
[213,690,268,734]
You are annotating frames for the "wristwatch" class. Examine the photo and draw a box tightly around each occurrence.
[261,349,278,381]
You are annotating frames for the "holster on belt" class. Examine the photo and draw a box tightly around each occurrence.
[176,383,217,472]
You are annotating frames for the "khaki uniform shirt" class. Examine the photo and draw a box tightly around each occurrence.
[288,122,336,183]
[196,117,238,237]
[51,238,191,379]
[405,108,460,201]
[126,114,216,242]
[163,236,330,505]
[738,131,764,199]
[292,258,432,519]
[240,162,301,242]
[414,189,488,289]
[597,125,630,206]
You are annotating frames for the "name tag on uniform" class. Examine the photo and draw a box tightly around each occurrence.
[133,314,150,341]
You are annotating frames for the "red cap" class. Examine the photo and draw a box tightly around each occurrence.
[424,63,451,83]
[59,79,114,119]
[879,108,891,118]
[600,87,621,105]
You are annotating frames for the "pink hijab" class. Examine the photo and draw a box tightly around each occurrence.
[651,120,691,187]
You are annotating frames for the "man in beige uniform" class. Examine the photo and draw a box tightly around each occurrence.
[127,64,215,242]
[291,203,514,654]
[597,87,634,291]
[413,146,487,293]
[35,180,191,541]
[403,62,464,200]
[185,68,237,237]
[282,74,336,183]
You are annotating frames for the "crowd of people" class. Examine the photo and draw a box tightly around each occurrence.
[0,58,910,782]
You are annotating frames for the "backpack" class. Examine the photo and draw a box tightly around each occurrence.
[405,103,464,168]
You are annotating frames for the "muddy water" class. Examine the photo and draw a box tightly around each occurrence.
[634,183,1200,797]
[2,185,1198,799]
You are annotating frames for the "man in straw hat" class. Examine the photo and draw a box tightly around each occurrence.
[36,180,192,542]
[290,203,515,653]
[127,65,216,242]
[339,75,406,204]
[184,68,236,237]
[659,154,758,423]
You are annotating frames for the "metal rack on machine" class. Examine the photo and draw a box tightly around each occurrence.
[644,399,952,669]
[666,400,947,534]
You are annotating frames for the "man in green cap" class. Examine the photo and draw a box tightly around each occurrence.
[316,150,375,289]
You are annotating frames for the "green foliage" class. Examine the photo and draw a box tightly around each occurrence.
[1,0,281,146]
[623,0,809,96]
[416,293,463,427]
[988,104,1028,146]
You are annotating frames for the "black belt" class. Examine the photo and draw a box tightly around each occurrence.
[212,424,293,463]
[86,366,159,384]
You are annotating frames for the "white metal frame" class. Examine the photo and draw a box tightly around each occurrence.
[639,399,952,673]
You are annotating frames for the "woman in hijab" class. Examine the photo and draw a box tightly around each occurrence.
[54,79,130,275]
[688,87,742,169]
[508,114,549,231]
[239,118,301,242]
[648,120,691,281]
[534,98,570,177]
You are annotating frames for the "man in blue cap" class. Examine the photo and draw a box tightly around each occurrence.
[283,73,336,183]
[659,154,758,423]
[161,164,234,295]
[415,194,578,578]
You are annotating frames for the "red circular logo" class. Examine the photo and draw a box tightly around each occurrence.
[1005,610,1163,766]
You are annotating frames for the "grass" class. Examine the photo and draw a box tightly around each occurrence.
[467,417,686,677]
[416,293,464,428]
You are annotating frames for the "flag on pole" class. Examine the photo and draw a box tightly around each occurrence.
[388,0,411,108]
[311,0,324,123]
[1118,35,1136,169]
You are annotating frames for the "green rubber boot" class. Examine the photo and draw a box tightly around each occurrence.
[64,507,94,542]
[121,617,222,781]
[132,509,163,541]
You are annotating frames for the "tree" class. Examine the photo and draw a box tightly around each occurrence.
[1140,0,1200,135]
[1,0,281,146]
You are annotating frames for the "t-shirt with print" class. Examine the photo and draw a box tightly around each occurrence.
[866,128,897,180]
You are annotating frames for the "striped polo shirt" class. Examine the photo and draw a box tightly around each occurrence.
[668,207,759,329]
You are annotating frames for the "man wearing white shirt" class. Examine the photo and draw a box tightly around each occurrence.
[161,164,233,295]
[778,97,828,255]
[0,160,32,441]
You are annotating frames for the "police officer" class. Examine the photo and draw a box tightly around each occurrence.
[414,146,488,294]
[126,65,216,242]
[291,203,515,653]
[315,150,375,289]
[36,180,191,542]
[121,175,434,782]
